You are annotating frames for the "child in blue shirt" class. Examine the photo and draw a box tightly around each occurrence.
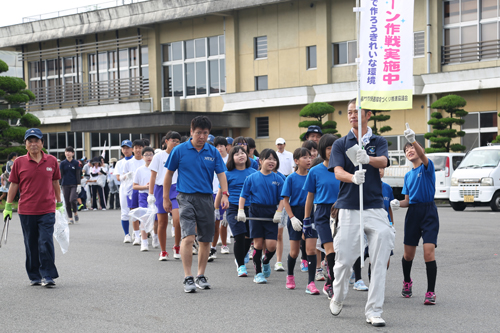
[238,149,284,284]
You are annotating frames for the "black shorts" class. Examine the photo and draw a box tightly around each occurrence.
[287,206,317,241]
[404,202,439,247]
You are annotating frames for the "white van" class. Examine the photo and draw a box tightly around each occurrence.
[449,146,500,211]
[426,153,465,200]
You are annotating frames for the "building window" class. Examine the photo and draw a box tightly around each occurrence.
[89,133,148,160]
[256,117,269,138]
[255,36,268,59]
[307,45,317,69]
[333,41,357,66]
[255,75,268,91]
[162,35,225,98]
[462,111,498,150]
[414,31,425,57]
[44,132,85,160]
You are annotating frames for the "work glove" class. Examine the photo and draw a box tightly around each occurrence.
[215,209,221,221]
[404,123,416,144]
[356,149,370,165]
[351,170,366,185]
[302,217,313,237]
[290,216,302,232]
[390,199,400,211]
[147,194,156,205]
[56,202,64,214]
[76,185,82,194]
[3,202,12,222]
[273,211,282,223]
[237,209,246,222]
[221,211,228,227]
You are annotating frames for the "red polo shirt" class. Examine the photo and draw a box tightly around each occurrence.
[9,151,61,215]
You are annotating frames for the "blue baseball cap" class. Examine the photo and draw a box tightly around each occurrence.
[226,137,234,145]
[24,128,43,141]
[306,125,323,136]
[208,134,215,143]
[121,139,133,148]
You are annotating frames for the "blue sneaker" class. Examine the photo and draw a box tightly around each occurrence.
[349,271,356,285]
[353,279,369,291]
[253,272,267,284]
[237,265,248,277]
[262,263,271,278]
[244,252,250,264]
[300,260,308,273]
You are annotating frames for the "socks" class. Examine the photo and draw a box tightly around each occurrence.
[121,220,130,235]
[426,260,437,292]
[402,256,413,282]
[353,256,362,281]
[326,253,335,285]
[134,230,140,239]
[253,249,263,274]
[233,234,246,267]
[307,254,317,284]
[287,254,297,276]
[263,249,276,265]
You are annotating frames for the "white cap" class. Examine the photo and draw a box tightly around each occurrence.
[275,138,286,145]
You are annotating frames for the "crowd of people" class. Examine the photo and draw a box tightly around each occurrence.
[3,98,441,328]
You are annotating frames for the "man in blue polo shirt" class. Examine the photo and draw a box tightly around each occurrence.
[328,99,395,327]
[163,116,229,293]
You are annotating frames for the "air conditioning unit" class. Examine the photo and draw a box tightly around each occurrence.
[161,97,181,112]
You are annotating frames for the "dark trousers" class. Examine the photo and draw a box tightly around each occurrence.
[109,192,120,209]
[91,185,106,209]
[19,213,59,281]
[62,185,78,218]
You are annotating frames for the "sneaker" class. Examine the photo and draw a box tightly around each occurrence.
[353,280,369,291]
[306,281,320,295]
[78,204,83,211]
[300,259,308,273]
[366,316,386,327]
[226,236,232,245]
[315,268,326,281]
[323,284,333,300]
[244,252,250,264]
[329,299,343,316]
[82,208,88,211]
[183,276,196,293]
[68,219,74,225]
[195,275,211,289]
[217,236,222,246]
[274,262,285,271]
[140,243,149,252]
[192,238,199,255]
[286,275,296,289]
[208,248,217,262]
[173,245,181,259]
[253,273,267,284]
[262,263,271,278]
[159,251,168,261]
[321,260,328,279]
[402,279,413,298]
[171,225,175,238]
[133,237,141,246]
[424,291,436,305]
[41,277,56,288]
[248,244,254,259]
[152,237,160,249]
[349,271,356,284]
[221,245,230,254]
[74,214,79,222]
[93,208,97,211]
[237,265,248,277]
[30,280,41,286]
[102,208,106,211]
[123,234,132,243]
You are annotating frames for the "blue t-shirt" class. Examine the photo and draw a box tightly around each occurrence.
[281,172,308,207]
[402,159,436,204]
[250,158,259,170]
[59,159,81,186]
[382,181,394,222]
[328,130,389,210]
[165,139,227,194]
[303,163,340,205]
[241,171,284,206]
[225,167,258,206]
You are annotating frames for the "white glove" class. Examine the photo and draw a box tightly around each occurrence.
[237,209,246,222]
[273,211,282,223]
[290,216,302,232]
[147,194,156,205]
[404,123,416,143]
[356,149,370,165]
[76,185,82,194]
[215,209,221,221]
[221,211,228,227]
[351,170,366,185]
[390,199,400,211]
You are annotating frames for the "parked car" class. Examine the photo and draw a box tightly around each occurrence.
[426,153,465,200]
[449,146,500,211]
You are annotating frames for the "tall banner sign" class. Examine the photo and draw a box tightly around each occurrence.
[359,0,414,110]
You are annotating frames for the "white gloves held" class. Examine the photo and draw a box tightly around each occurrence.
[237,209,246,222]
[356,149,370,165]
[351,170,366,185]
[147,194,156,205]
[76,185,82,194]
[404,123,416,144]
[290,216,302,232]
[273,211,282,223]
[221,211,228,227]
[390,199,400,211]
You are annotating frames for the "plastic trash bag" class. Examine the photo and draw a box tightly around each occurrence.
[129,203,158,234]
[54,208,70,254]
[120,172,134,199]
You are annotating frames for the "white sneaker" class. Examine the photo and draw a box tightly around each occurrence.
[159,251,168,261]
[221,245,230,254]
[102,208,106,211]
[171,225,175,238]
[274,262,285,271]
[217,236,222,246]
[173,246,181,259]
[133,237,141,246]
[141,243,149,252]
[152,237,160,249]
[366,317,386,327]
[226,236,232,245]
[329,300,343,316]
[123,234,132,243]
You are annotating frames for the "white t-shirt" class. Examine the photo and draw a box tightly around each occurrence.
[277,150,294,176]
[123,157,145,176]
[212,154,229,194]
[149,150,178,186]
[133,165,151,193]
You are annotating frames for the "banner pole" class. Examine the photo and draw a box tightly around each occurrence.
[356,0,364,268]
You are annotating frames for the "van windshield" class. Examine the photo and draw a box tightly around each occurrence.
[426,156,446,172]
[458,150,500,169]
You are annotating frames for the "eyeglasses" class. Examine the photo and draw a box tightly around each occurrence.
[194,131,210,137]
[236,143,248,146]
[143,153,154,157]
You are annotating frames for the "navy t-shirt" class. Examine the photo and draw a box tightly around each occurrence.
[303,163,340,205]
[328,130,389,210]
[382,181,394,222]
[59,159,81,186]
[241,171,284,206]
[281,172,308,207]
[402,159,436,204]
[225,167,258,206]
[250,158,259,170]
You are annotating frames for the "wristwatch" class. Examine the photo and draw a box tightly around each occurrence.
[222,191,229,197]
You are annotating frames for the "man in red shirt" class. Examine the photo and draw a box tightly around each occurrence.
[3,128,63,287]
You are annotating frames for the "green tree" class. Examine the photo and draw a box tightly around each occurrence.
[424,94,467,153]
[298,102,339,140]
[369,110,392,146]
[0,59,39,159]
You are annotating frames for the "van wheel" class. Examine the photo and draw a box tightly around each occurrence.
[489,193,500,211]
[450,201,466,211]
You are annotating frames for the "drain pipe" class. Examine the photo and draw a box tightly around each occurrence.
[426,0,431,146]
